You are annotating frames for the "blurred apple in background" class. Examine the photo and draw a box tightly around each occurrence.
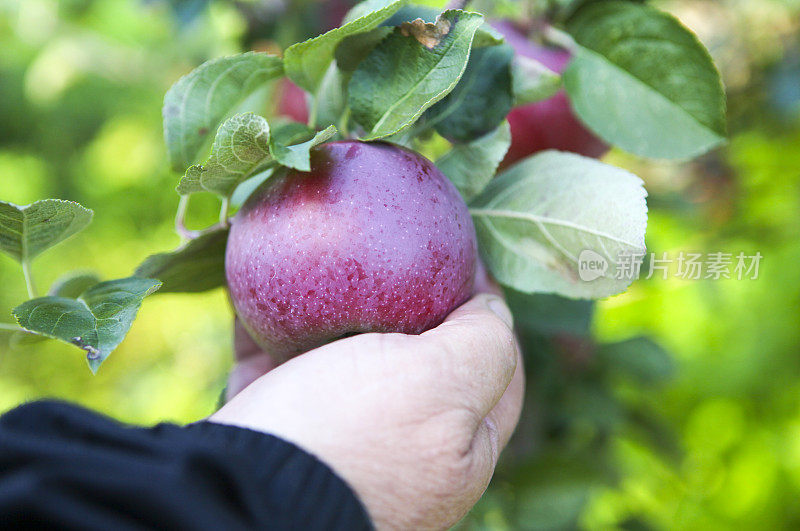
[275,79,309,124]
[494,21,608,168]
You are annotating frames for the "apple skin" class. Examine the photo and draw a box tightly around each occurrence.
[494,21,609,168]
[226,141,477,361]
[276,79,309,124]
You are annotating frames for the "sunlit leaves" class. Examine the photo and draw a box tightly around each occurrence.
[269,125,337,171]
[284,0,405,93]
[176,113,336,198]
[436,121,510,201]
[0,200,92,263]
[49,271,101,298]
[13,277,161,372]
[470,151,648,298]
[349,10,484,140]
[512,55,562,106]
[565,1,726,159]
[179,113,271,197]
[163,52,284,172]
[425,43,514,142]
[135,228,228,293]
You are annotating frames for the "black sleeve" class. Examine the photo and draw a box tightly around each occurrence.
[0,400,372,531]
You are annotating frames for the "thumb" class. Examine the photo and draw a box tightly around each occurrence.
[421,294,518,422]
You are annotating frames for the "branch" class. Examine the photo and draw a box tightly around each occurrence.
[175,195,200,241]
[219,197,230,227]
[21,259,38,298]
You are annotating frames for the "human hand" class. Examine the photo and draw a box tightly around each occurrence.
[211,269,524,530]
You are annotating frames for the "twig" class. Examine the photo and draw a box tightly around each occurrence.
[21,258,37,299]
[175,195,200,241]
[0,323,23,332]
[219,197,230,227]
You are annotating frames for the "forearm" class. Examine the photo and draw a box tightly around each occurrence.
[0,401,371,530]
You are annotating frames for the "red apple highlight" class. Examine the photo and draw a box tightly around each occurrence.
[226,141,477,361]
[494,21,609,168]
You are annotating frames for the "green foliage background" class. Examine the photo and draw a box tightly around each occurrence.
[1,0,799,528]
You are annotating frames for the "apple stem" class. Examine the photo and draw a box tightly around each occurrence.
[219,198,230,227]
[175,195,200,241]
[21,258,38,299]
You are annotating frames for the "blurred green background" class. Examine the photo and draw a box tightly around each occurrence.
[1,0,799,529]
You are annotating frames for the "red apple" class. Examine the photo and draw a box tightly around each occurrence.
[323,0,353,30]
[226,141,477,361]
[276,79,309,124]
[494,21,608,168]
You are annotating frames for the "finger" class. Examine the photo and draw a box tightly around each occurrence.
[471,261,523,448]
[485,344,525,450]
[227,319,279,401]
[420,294,518,420]
[458,336,524,497]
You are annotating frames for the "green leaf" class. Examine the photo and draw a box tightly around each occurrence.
[311,65,348,129]
[231,168,275,207]
[381,4,439,25]
[343,0,404,24]
[469,150,648,299]
[512,55,562,106]
[349,10,485,140]
[135,228,228,293]
[559,0,647,21]
[471,22,505,48]
[175,166,204,195]
[335,27,394,72]
[0,200,93,263]
[13,277,161,372]
[273,121,314,140]
[180,113,272,197]
[8,269,100,347]
[163,52,284,172]
[436,121,510,201]
[596,336,674,384]
[381,5,502,48]
[564,1,726,159]
[49,271,101,298]
[284,0,406,93]
[269,125,338,172]
[425,43,514,142]
[505,288,594,337]
[178,114,336,197]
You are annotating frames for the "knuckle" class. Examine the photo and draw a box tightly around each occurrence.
[481,313,518,375]
[433,414,487,491]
